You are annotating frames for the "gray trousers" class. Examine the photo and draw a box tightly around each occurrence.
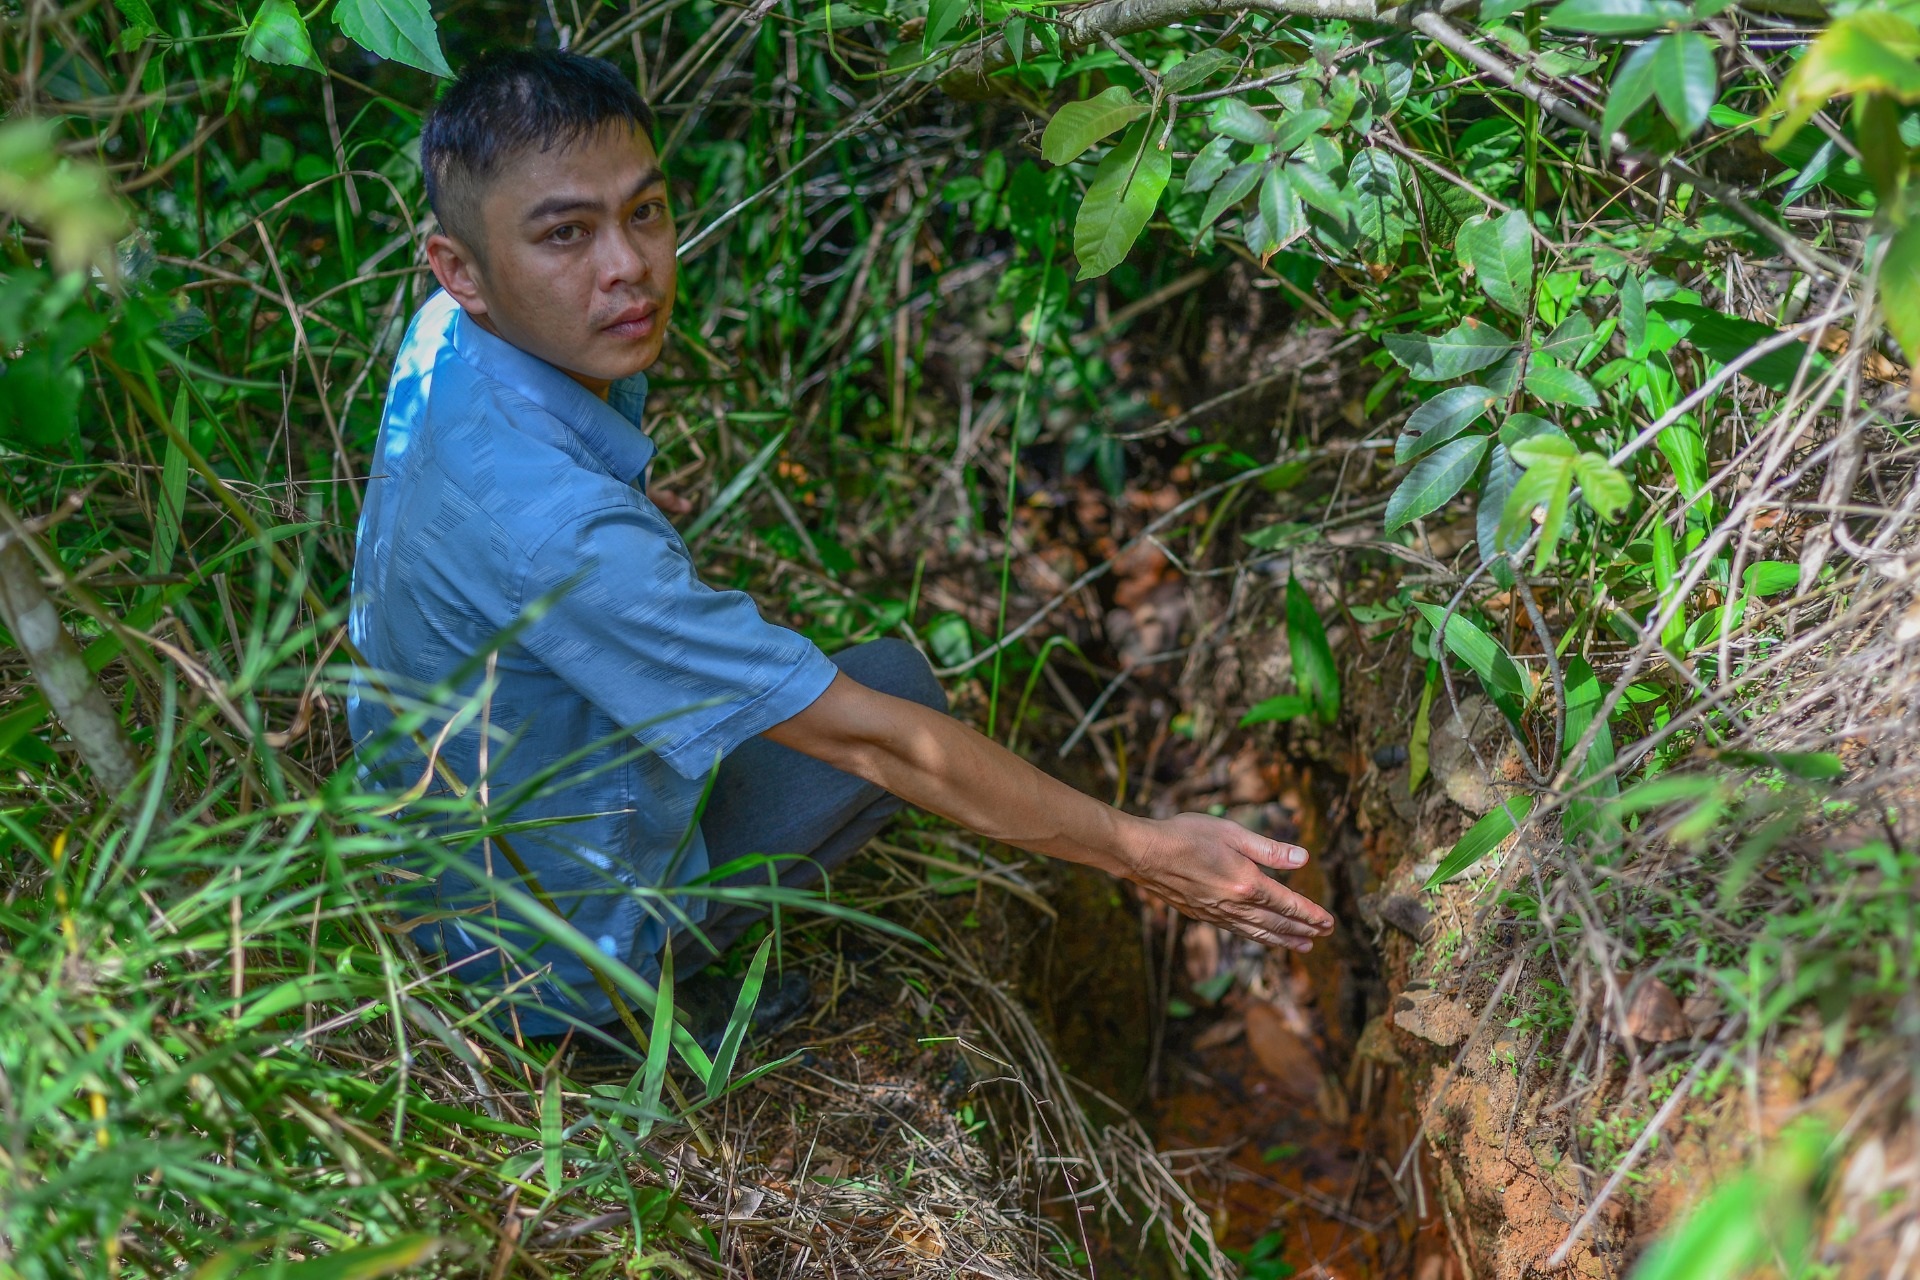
[676,638,946,968]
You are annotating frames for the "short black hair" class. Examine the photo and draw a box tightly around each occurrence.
[420,48,657,249]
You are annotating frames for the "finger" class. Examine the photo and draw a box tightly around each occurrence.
[1246,876,1336,933]
[1237,833,1310,872]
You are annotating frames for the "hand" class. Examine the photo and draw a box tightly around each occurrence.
[1122,813,1335,952]
[647,482,693,519]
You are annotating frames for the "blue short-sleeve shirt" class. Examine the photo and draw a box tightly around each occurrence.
[348,290,837,1031]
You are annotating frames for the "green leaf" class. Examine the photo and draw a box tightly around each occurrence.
[1426,794,1534,887]
[242,0,319,68]
[1184,137,1235,194]
[1524,364,1600,407]
[1269,108,1332,156]
[1651,31,1717,136]
[1162,48,1235,94]
[684,428,790,541]
[1004,12,1027,65]
[1600,38,1662,141]
[1397,385,1494,462]
[151,390,190,576]
[1286,162,1346,218]
[541,1068,564,1195]
[1460,209,1533,315]
[1881,219,1920,372]
[1414,602,1531,728]
[705,935,772,1095]
[1210,98,1274,146]
[1074,122,1171,279]
[1042,86,1149,165]
[1545,0,1682,35]
[1408,660,1439,793]
[1620,273,1648,354]
[1287,575,1340,724]
[196,1236,442,1280]
[1742,561,1800,597]
[1561,656,1619,837]
[1477,442,1523,569]
[1714,749,1844,779]
[1385,435,1489,532]
[1766,11,1920,151]
[1347,150,1410,251]
[1256,165,1303,254]
[1571,452,1633,520]
[1382,321,1514,381]
[1648,301,1826,392]
[1652,520,1686,650]
[1503,434,1577,572]
[924,0,968,50]
[1535,311,1596,365]
[1240,693,1312,727]
[333,0,451,76]
[1243,520,1317,550]
[1198,161,1261,231]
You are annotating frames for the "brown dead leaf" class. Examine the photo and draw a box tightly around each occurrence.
[1192,1016,1246,1052]
[889,1210,945,1259]
[1245,1000,1319,1096]
[1182,921,1222,987]
[1625,976,1689,1043]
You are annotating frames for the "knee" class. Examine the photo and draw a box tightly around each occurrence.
[834,638,948,713]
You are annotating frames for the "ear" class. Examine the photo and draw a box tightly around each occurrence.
[426,231,489,318]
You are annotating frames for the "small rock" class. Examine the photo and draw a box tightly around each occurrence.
[1683,993,1723,1037]
[1393,989,1471,1046]
[1427,695,1525,816]
[1624,976,1690,1043]
[1355,1014,1405,1067]
[1379,894,1433,941]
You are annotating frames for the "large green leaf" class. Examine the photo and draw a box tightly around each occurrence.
[1210,98,1274,145]
[1287,162,1346,218]
[1073,121,1171,280]
[1396,385,1494,462]
[1426,794,1534,887]
[1881,218,1920,369]
[1561,656,1619,837]
[1647,301,1826,392]
[1651,31,1717,136]
[1198,161,1261,231]
[1269,108,1331,156]
[1767,11,1920,150]
[924,0,968,49]
[1382,321,1514,381]
[1600,37,1662,140]
[334,0,451,76]
[1571,452,1633,520]
[241,0,318,68]
[1240,693,1312,727]
[1385,435,1489,532]
[1183,137,1235,194]
[1347,150,1410,252]
[1041,87,1149,166]
[1545,0,1685,35]
[1477,441,1523,569]
[1502,434,1577,572]
[1255,166,1303,254]
[1460,209,1533,315]
[1162,48,1235,94]
[1523,364,1600,408]
[1413,602,1531,728]
[1287,575,1341,724]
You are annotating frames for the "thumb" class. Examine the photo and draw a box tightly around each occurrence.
[1239,833,1310,872]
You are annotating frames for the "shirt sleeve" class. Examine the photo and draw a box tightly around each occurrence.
[517,494,837,781]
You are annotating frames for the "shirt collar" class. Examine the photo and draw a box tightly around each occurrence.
[446,296,654,484]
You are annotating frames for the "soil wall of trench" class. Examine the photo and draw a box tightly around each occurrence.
[1008,582,1729,1280]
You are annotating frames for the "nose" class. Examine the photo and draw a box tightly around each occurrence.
[599,225,648,292]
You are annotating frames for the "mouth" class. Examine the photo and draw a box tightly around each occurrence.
[601,303,659,341]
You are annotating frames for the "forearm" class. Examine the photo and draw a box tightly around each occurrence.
[767,677,1147,877]
[763,673,1334,948]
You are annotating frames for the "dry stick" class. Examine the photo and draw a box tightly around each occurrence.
[0,497,144,804]
[1408,11,1844,281]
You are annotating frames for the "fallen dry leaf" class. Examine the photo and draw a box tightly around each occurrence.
[1245,1000,1319,1096]
[1625,976,1690,1043]
[1192,1016,1246,1052]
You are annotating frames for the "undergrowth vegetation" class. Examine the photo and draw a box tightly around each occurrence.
[3,0,1919,1270]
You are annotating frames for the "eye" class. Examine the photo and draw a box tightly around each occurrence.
[547,224,585,244]
[632,200,667,225]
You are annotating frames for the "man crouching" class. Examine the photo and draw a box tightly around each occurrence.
[348,47,1333,1055]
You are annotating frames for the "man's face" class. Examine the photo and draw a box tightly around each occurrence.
[427,123,676,396]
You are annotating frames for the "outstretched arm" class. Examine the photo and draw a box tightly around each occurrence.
[763,673,1335,951]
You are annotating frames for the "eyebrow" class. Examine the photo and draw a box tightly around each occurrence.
[521,168,667,225]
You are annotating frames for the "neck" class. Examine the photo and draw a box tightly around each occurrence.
[468,310,613,400]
